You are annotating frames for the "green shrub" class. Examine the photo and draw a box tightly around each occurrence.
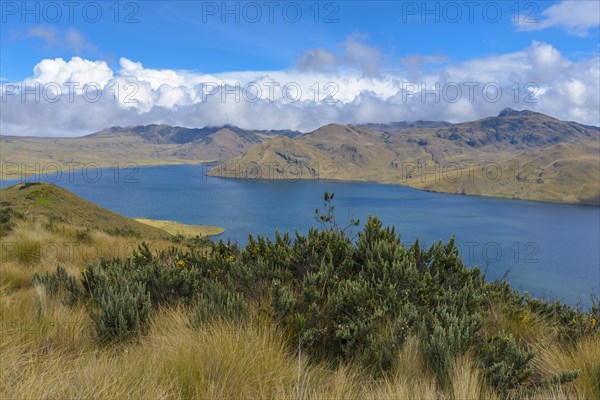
[0,206,23,236]
[102,224,141,238]
[85,244,205,306]
[478,333,534,395]
[76,229,93,244]
[261,209,488,379]
[420,305,484,386]
[196,282,249,322]
[271,279,296,319]
[91,281,152,344]
[170,233,185,243]
[33,265,83,306]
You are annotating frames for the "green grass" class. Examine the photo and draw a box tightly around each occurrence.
[33,196,54,206]
[1,182,171,239]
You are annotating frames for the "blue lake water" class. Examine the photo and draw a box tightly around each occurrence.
[3,164,599,307]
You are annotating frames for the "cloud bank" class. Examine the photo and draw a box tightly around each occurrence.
[1,40,599,137]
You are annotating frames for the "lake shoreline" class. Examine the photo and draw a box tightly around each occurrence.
[208,167,599,207]
[3,160,598,206]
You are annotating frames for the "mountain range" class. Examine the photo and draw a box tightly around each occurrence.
[1,109,598,204]
[208,109,599,205]
[0,124,302,174]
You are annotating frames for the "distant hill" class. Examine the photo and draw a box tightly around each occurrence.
[432,108,597,149]
[87,124,302,144]
[209,135,337,179]
[0,124,303,180]
[209,109,600,205]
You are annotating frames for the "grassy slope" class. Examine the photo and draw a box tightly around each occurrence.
[0,188,598,399]
[409,140,600,205]
[0,182,168,239]
[0,182,224,239]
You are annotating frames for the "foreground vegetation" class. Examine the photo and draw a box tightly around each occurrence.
[1,193,599,399]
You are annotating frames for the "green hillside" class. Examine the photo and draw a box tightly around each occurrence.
[0,182,222,238]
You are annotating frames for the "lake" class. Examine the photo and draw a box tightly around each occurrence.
[3,164,599,307]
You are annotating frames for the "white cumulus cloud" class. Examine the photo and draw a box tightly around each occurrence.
[26,57,113,88]
[1,40,598,137]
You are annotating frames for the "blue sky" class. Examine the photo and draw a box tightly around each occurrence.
[1,1,599,135]
[2,1,599,78]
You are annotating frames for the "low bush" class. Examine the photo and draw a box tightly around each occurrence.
[0,206,24,236]
[33,265,82,306]
[478,332,534,395]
